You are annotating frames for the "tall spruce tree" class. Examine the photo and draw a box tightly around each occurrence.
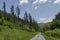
[3,2,6,13]
[32,18,39,31]
[3,2,7,20]
[3,2,6,18]
[29,13,32,24]
[16,6,20,19]
[24,11,28,23]
[28,13,33,29]
[11,5,14,15]
[10,5,14,23]
[51,12,60,30]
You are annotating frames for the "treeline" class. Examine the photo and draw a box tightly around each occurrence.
[50,12,60,30]
[40,12,60,32]
[0,2,39,31]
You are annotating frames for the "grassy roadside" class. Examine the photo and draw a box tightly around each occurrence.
[0,19,38,40]
[42,28,60,40]
[0,25,38,40]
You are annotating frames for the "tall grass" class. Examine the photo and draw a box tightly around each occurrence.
[0,25,37,40]
[42,28,60,40]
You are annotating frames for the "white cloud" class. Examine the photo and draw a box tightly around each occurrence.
[32,0,47,9]
[19,0,28,5]
[32,5,38,10]
[37,18,53,23]
[32,0,47,4]
[39,18,46,21]
[32,0,38,4]
[44,19,52,23]
[39,0,47,3]
[34,6,38,10]
[54,0,60,4]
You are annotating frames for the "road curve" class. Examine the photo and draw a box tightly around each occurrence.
[30,33,45,40]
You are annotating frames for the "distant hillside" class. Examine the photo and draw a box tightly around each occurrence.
[0,9,40,31]
[39,23,45,26]
[42,12,60,40]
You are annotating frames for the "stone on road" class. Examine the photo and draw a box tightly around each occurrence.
[30,33,45,40]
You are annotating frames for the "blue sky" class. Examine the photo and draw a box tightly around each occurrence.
[0,0,60,23]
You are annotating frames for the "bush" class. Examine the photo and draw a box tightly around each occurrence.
[0,18,4,25]
[42,29,60,40]
[0,13,2,18]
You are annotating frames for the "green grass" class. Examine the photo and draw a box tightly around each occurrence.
[0,25,37,40]
[0,19,38,40]
[42,28,60,40]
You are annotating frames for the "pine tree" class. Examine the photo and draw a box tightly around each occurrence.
[24,11,28,23]
[3,2,7,20]
[3,2,6,13]
[32,18,39,31]
[11,5,14,15]
[10,5,14,23]
[3,2,6,17]
[29,13,32,24]
[51,12,60,30]
[28,13,33,29]
[16,6,20,19]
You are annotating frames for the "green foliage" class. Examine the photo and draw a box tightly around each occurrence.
[11,5,14,15]
[24,11,28,23]
[0,12,2,18]
[0,25,37,40]
[3,2,6,13]
[0,4,39,40]
[39,12,60,40]
[40,12,60,31]
[29,13,32,24]
[42,28,60,40]
[39,22,51,32]
[0,18,4,25]
[32,19,39,31]
[16,6,20,19]
[0,2,40,31]
[50,12,60,29]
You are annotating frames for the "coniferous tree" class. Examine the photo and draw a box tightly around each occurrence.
[28,13,33,29]
[32,18,39,31]
[3,2,7,20]
[10,5,14,22]
[51,12,60,30]
[3,2,6,13]
[29,13,32,24]
[16,6,20,19]
[0,10,2,18]
[24,11,28,23]
[11,5,14,15]
[0,10,1,12]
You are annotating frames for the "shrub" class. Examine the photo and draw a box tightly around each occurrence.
[0,18,4,25]
[0,13,2,18]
